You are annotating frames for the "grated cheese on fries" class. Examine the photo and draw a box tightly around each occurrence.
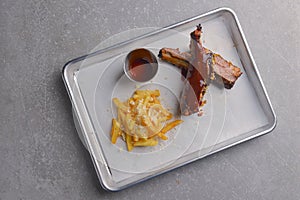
[111,89,183,151]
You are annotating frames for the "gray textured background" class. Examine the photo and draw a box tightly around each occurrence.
[1,0,299,199]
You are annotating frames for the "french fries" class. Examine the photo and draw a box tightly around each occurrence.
[133,138,158,147]
[110,119,120,144]
[110,89,183,151]
[159,120,183,134]
[126,133,134,151]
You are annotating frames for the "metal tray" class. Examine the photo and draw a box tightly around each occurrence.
[62,7,276,191]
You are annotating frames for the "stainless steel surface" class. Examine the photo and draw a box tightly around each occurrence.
[1,0,299,199]
[63,8,276,191]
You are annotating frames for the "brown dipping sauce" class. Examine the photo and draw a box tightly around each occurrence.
[129,58,155,82]
[125,48,158,83]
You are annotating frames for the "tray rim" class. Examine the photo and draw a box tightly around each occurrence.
[62,7,277,191]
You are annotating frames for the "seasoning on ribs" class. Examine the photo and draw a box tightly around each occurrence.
[180,24,208,116]
[158,43,242,89]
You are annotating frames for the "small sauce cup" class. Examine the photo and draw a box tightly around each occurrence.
[124,48,158,83]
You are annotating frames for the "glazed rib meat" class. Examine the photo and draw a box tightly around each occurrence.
[158,48,191,69]
[158,24,242,116]
[211,53,242,89]
[180,24,208,116]
[158,45,242,89]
